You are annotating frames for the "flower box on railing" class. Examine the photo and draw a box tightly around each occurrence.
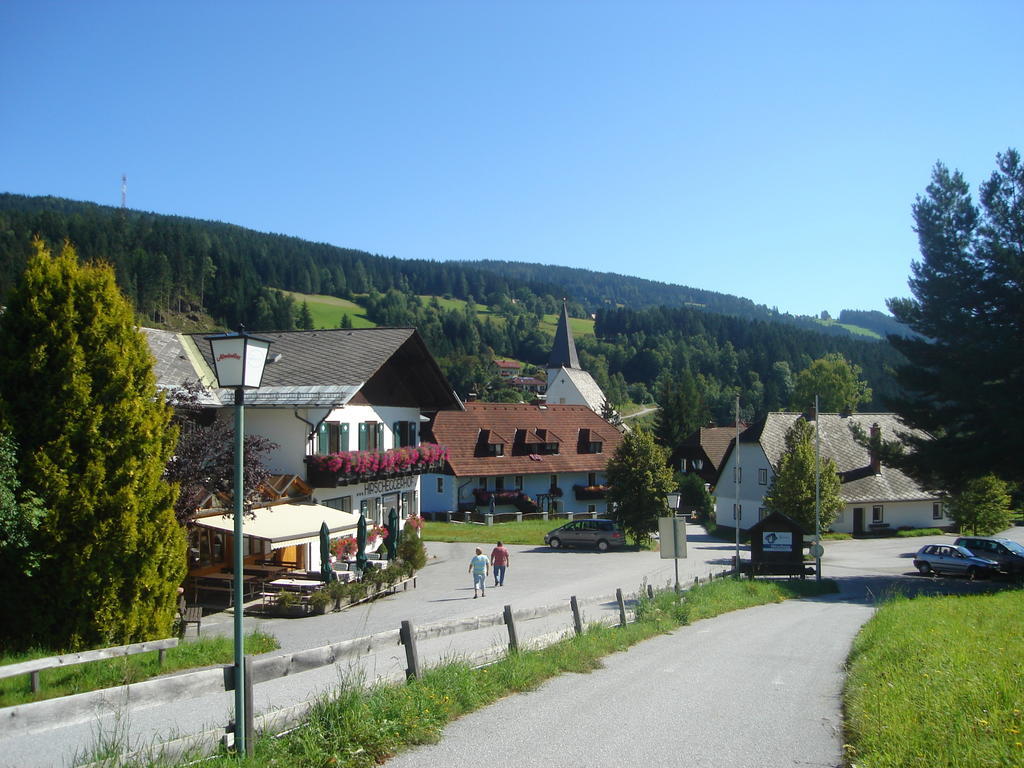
[573,484,610,501]
[305,443,449,488]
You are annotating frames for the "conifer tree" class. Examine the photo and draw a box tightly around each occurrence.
[0,240,185,650]
[888,149,1024,490]
[762,418,843,533]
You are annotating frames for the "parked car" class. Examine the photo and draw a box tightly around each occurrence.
[913,544,998,579]
[544,519,625,551]
[953,536,1024,578]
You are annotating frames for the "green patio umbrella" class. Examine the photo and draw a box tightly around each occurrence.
[319,521,335,583]
[355,513,368,575]
[386,507,399,560]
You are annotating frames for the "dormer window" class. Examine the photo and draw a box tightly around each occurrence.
[488,443,504,457]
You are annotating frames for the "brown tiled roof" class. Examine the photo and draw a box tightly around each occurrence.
[429,402,623,477]
[697,426,739,470]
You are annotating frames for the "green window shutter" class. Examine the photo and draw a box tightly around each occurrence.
[393,421,401,449]
[411,422,418,445]
[376,422,384,450]
[358,422,368,450]
[340,423,349,451]
[317,422,328,454]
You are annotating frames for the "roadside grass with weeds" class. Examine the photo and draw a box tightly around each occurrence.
[0,632,278,707]
[844,589,1024,768]
[187,577,836,768]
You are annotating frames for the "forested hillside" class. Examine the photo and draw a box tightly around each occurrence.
[0,193,904,421]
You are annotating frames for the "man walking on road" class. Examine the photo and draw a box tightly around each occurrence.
[490,541,510,587]
[469,547,489,598]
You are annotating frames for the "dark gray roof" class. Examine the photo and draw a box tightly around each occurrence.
[142,328,221,405]
[145,327,461,410]
[547,300,580,370]
[756,412,937,503]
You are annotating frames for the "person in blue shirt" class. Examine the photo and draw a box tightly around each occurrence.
[468,547,489,598]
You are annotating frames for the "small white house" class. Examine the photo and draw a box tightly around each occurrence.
[714,412,946,534]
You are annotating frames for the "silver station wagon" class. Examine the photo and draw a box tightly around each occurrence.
[544,519,626,551]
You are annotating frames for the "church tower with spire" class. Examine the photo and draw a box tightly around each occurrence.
[544,299,611,418]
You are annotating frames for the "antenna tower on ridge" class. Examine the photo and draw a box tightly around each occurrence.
[121,174,127,209]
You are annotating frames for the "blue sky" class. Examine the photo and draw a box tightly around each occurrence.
[2,1,1021,317]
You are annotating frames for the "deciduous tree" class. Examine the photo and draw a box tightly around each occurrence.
[0,240,185,650]
[606,428,677,545]
[948,475,1012,536]
[164,383,278,524]
[789,353,871,414]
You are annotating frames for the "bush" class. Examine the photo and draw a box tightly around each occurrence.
[397,530,428,571]
[274,591,299,608]
[308,589,331,613]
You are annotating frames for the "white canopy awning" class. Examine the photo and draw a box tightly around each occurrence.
[193,503,360,550]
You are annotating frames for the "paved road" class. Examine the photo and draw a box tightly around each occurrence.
[385,586,875,768]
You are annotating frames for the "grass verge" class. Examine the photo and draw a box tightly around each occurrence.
[420,519,656,550]
[171,578,837,767]
[844,589,1024,767]
[0,632,278,707]
[421,519,554,545]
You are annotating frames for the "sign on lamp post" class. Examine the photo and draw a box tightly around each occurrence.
[206,326,271,757]
[661,493,686,592]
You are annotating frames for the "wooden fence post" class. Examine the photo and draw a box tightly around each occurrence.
[503,605,519,653]
[30,671,40,693]
[243,656,255,757]
[400,620,421,680]
[616,588,627,627]
[570,596,583,636]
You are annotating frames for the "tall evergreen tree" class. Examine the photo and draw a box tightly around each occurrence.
[762,418,844,534]
[606,428,677,546]
[887,149,1024,490]
[654,369,709,450]
[0,240,185,650]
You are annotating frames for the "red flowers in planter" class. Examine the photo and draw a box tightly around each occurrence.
[332,536,359,558]
[307,443,449,476]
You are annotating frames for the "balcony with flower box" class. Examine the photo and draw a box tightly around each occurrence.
[304,443,449,488]
[573,484,610,501]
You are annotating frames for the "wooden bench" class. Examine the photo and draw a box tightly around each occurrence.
[179,598,202,636]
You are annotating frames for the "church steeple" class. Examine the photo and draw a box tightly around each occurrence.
[547,298,580,370]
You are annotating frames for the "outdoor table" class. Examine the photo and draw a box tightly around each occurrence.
[268,578,323,592]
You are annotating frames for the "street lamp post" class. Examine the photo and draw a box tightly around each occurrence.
[206,326,271,757]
